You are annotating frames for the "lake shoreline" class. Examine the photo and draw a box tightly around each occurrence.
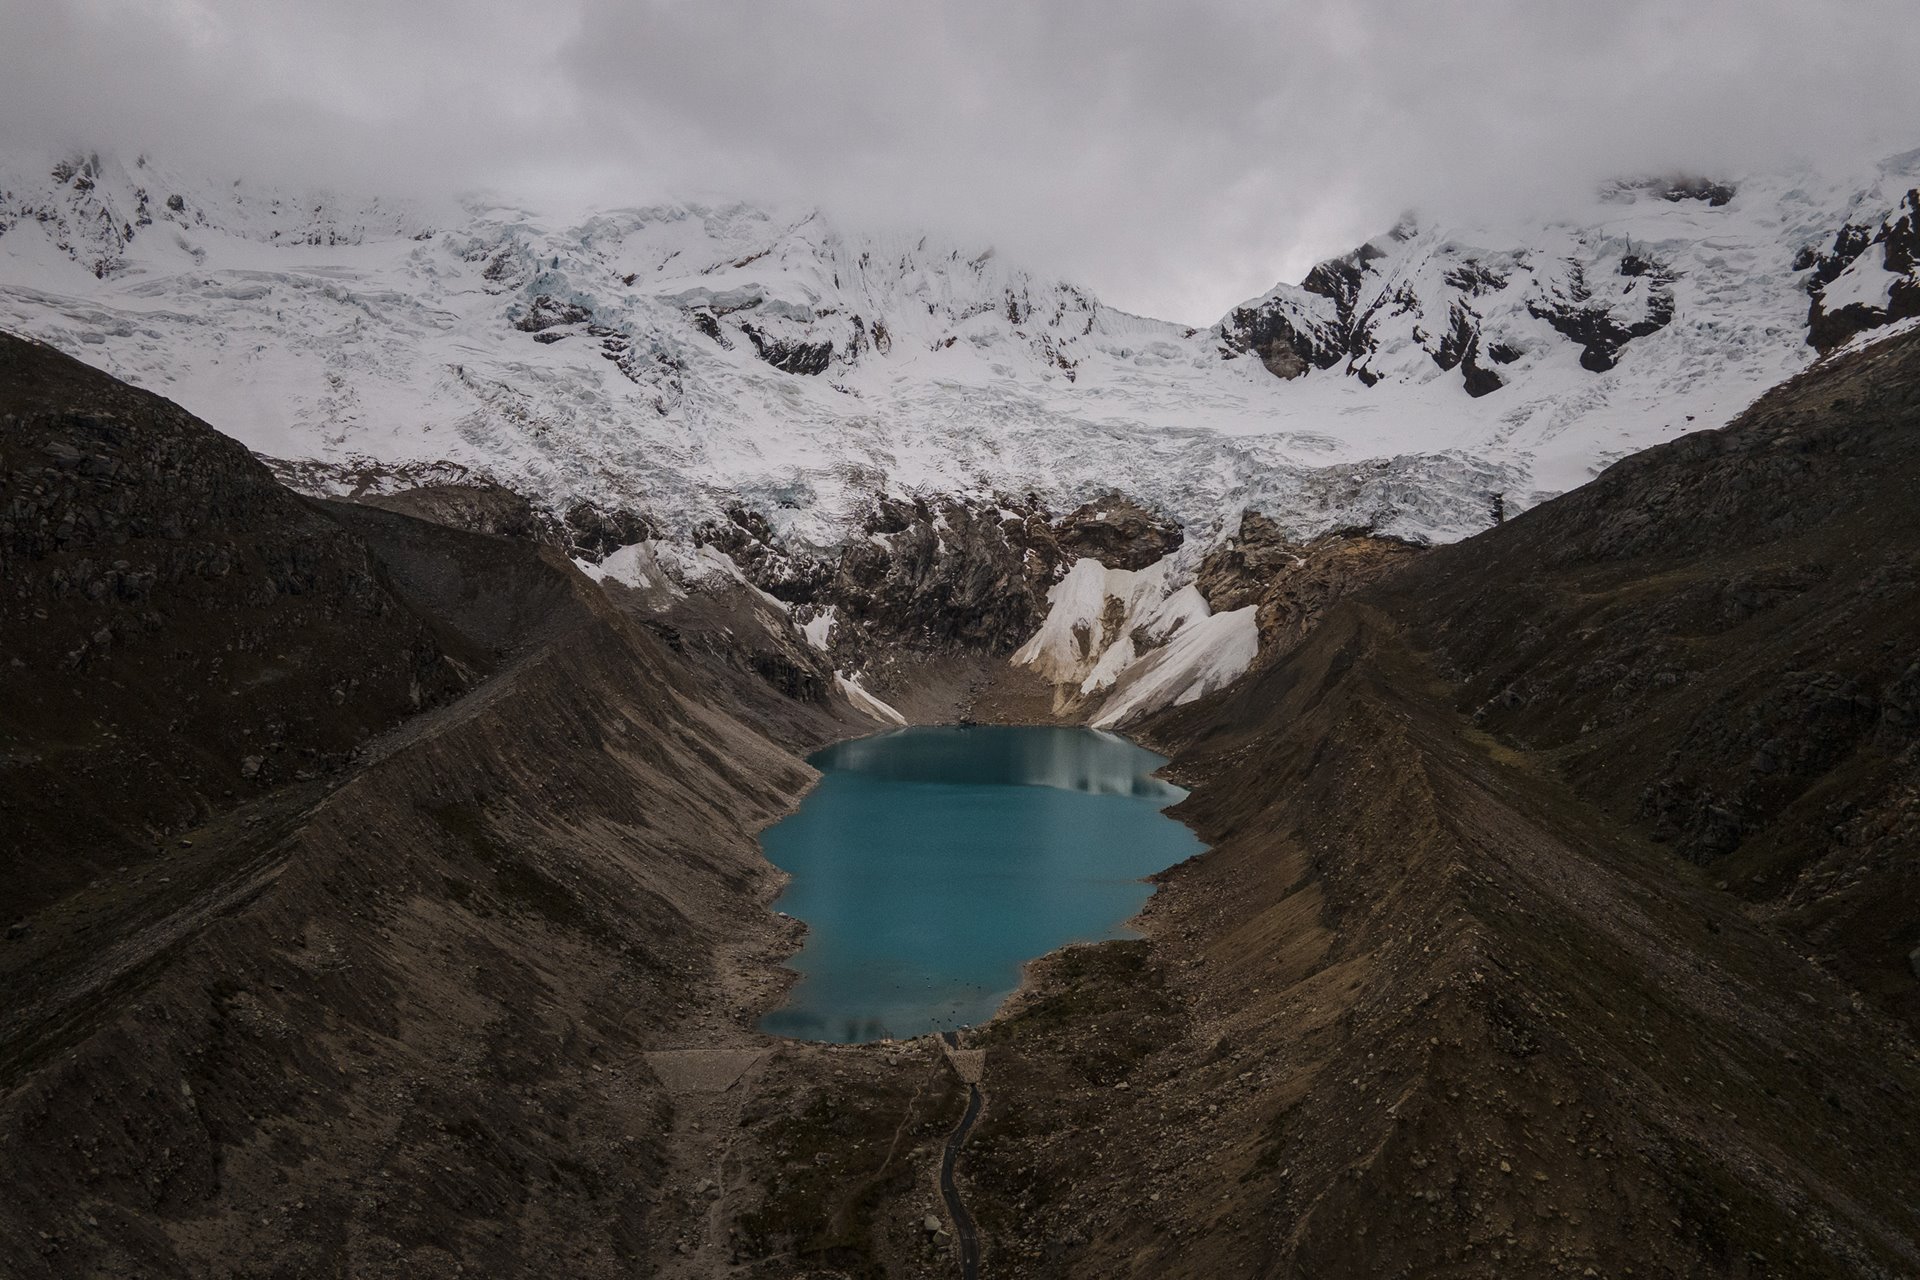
[754,724,1204,1044]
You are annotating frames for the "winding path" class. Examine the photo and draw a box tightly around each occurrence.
[939,1031,984,1279]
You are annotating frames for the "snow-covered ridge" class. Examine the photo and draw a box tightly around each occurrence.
[2,146,1916,553]
[1012,558,1175,689]
[1012,556,1259,725]
[1215,156,1920,498]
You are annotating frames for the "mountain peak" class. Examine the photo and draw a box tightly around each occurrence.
[2,145,1917,551]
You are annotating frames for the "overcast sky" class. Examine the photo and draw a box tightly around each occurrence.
[2,0,1916,323]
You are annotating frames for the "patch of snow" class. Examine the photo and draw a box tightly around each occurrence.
[838,673,907,726]
[1011,555,1257,722]
[801,605,837,651]
[1821,248,1900,312]
[575,540,681,595]
[1091,607,1260,729]
[1011,557,1171,689]
[630,540,784,606]
[1828,312,1920,359]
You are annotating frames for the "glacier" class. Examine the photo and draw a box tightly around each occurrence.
[4,145,1916,561]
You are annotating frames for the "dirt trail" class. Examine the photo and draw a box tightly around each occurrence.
[645,1047,782,1277]
[938,1032,984,1280]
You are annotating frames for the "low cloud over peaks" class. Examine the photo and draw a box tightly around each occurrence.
[3,0,1916,322]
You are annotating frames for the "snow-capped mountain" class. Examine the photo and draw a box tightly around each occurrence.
[2,147,1917,551]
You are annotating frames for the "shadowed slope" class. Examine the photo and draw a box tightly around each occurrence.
[1381,327,1920,1025]
[0,333,464,916]
[0,336,852,1277]
[951,331,1920,1277]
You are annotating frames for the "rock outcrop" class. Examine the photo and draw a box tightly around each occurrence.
[557,499,660,559]
[357,481,542,541]
[825,496,1063,655]
[698,491,1183,669]
[1218,210,1681,389]
[1052,495,1182,571]
[1802,186,1920,352]
[1195,513,1423,662]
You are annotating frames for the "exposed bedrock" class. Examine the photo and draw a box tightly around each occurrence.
[694,491,1184,669]
[355,480,542,541]
[1194,512,1424,663]
[1802,187,1920,353]
[1051,494,1184,571]
[739,321,835,375]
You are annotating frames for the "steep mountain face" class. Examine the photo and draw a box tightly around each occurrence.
[1379,323,1920,1027]
[1193,513,1424,659]
[1217,197,1683,388]
[704,491,1182,653]
[1801,186,1920,350]
[0,334,464,915]
[0,336,869,1279]
[5,148,1918,558]
[942,323,1920,1280]
[0,152,430,279]
[1218,164,1920,406]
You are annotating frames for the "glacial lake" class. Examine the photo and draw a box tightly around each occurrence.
[758,725,1205,1043]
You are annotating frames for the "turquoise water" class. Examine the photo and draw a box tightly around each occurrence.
[758,725,1205,1043]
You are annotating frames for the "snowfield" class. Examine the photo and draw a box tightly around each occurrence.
[4,146,1916,559]
[1009,555,1261,726]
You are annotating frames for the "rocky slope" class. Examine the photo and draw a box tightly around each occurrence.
[1378,323,1920,1028]
[0,335,870,1277]
[0,334,465,916]
[929,326,1920,1278]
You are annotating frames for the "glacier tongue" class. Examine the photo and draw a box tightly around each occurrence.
[1090,607,1260,729]
[1011,558,1173,689]
[2,146,1918,554]
[1010,554,1260,725]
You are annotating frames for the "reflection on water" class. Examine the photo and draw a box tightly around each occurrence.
[820,725,1188,802]
[758,725,1204,1044]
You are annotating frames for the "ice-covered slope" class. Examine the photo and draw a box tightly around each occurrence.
[1217,156,1920,499]
[1009,555,1260,726]
[3,147,1917,550]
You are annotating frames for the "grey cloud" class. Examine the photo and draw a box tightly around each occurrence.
[2,0,1916,322]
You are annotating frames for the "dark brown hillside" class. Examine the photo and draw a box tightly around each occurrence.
[1375,327,1920,1024]
[941,330,1920,1277]
[956,602,1920,1277]
[0,336,863,1277]
[0,333,464,917]
[0,567,831,1277]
